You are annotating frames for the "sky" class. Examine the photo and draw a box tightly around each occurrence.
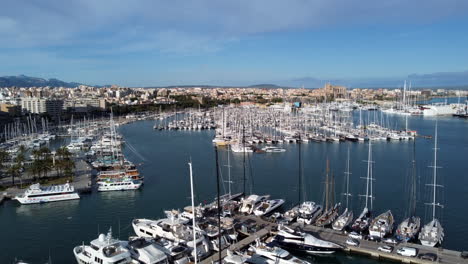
[1,0,468,87]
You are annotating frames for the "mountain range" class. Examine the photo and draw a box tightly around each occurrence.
[0,75,82,88]
[1,72,468,89]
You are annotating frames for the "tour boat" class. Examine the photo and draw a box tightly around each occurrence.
[97,178,142,192]
[15,182,80,204]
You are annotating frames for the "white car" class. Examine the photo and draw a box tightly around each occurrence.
[382,237,398,244]
[348,232,363,240]
[346,238,359,246]
[397,247,417,257]
[378,245,393,253]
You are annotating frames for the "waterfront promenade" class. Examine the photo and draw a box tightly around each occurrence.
[1,158,92,200]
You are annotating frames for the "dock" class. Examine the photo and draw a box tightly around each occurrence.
[200,215,275,264]
[198,214,467,264]
[298,224,468,264]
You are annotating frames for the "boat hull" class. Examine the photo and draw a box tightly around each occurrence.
[15,193,80,204]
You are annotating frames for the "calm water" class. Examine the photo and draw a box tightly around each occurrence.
[1,113,467,263]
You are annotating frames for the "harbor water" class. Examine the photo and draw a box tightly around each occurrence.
[0,114,467,263]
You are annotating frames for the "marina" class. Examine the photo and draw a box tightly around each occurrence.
[0,109,467,264]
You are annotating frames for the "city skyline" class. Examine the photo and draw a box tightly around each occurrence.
[1,0,468,87]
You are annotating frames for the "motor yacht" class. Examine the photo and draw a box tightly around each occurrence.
[239,195,270,214]
[253,199,285,216]
[273,225,342,254]
[73,228,132,264]
[132,211,211,259]
[296,201,322,225]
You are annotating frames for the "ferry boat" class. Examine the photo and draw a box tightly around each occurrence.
[97,178,143,192]
[14,182,80,204]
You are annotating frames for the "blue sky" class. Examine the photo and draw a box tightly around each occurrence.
[1,0,468,87]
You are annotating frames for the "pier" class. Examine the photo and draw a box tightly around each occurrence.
[200,214,468,264]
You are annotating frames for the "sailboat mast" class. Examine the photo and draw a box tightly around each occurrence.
[325,159,330,211]
[432,122,438,221]
[188,161,198,264]
[410,139,417,217]
[215,146,222,263]
[298,134,302,204]
[344,148,352,209]
[365,141,372,209]
[242,124,246,196]
[227,145,231,197]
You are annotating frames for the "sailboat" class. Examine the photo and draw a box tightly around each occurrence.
[396,140,421,241]
[351,141,374,234]
[315,160,340,227]
[419,123,444,247]
[368,210,394,238]
[332,148,354,231]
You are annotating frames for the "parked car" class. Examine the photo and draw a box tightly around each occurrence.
[367,235,381,242]
[377,245,393,253]
[461,251,468,259]
[418,253,437,261]
[397,247,418,257]
[346,238,359,247]
[382,237,398,245]
[349,232,363,240]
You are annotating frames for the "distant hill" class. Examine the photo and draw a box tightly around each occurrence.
[248,84,282,89]
[0,75,82,88]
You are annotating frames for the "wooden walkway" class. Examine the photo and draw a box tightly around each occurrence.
[200,216,275,264]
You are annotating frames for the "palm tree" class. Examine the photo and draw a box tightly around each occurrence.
[30,148,43,180]
[39,147,53,178]
[7,164,20,186]
[0,149,9,178]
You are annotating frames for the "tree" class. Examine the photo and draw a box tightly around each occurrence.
[39,147,53,178]
[55,147,74,180]
[0,149,9,178]
[30,149,43,180]
[6,164,20,186]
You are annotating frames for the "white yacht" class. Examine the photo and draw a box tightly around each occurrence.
[239,195,270,214]
[250,240,310,264]
[15,182,80,204]
[127,237,169,264]
[296,201,322,225]
[273,225,342,254]
[261,146,286,153]
[98,179,143,192]
[73,228,132,264]
[132,211,211,259]
[368,210,394,238]
[231,144,253,153]
[253,199,285,216]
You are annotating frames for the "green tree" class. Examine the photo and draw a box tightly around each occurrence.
[0,149,9,178]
